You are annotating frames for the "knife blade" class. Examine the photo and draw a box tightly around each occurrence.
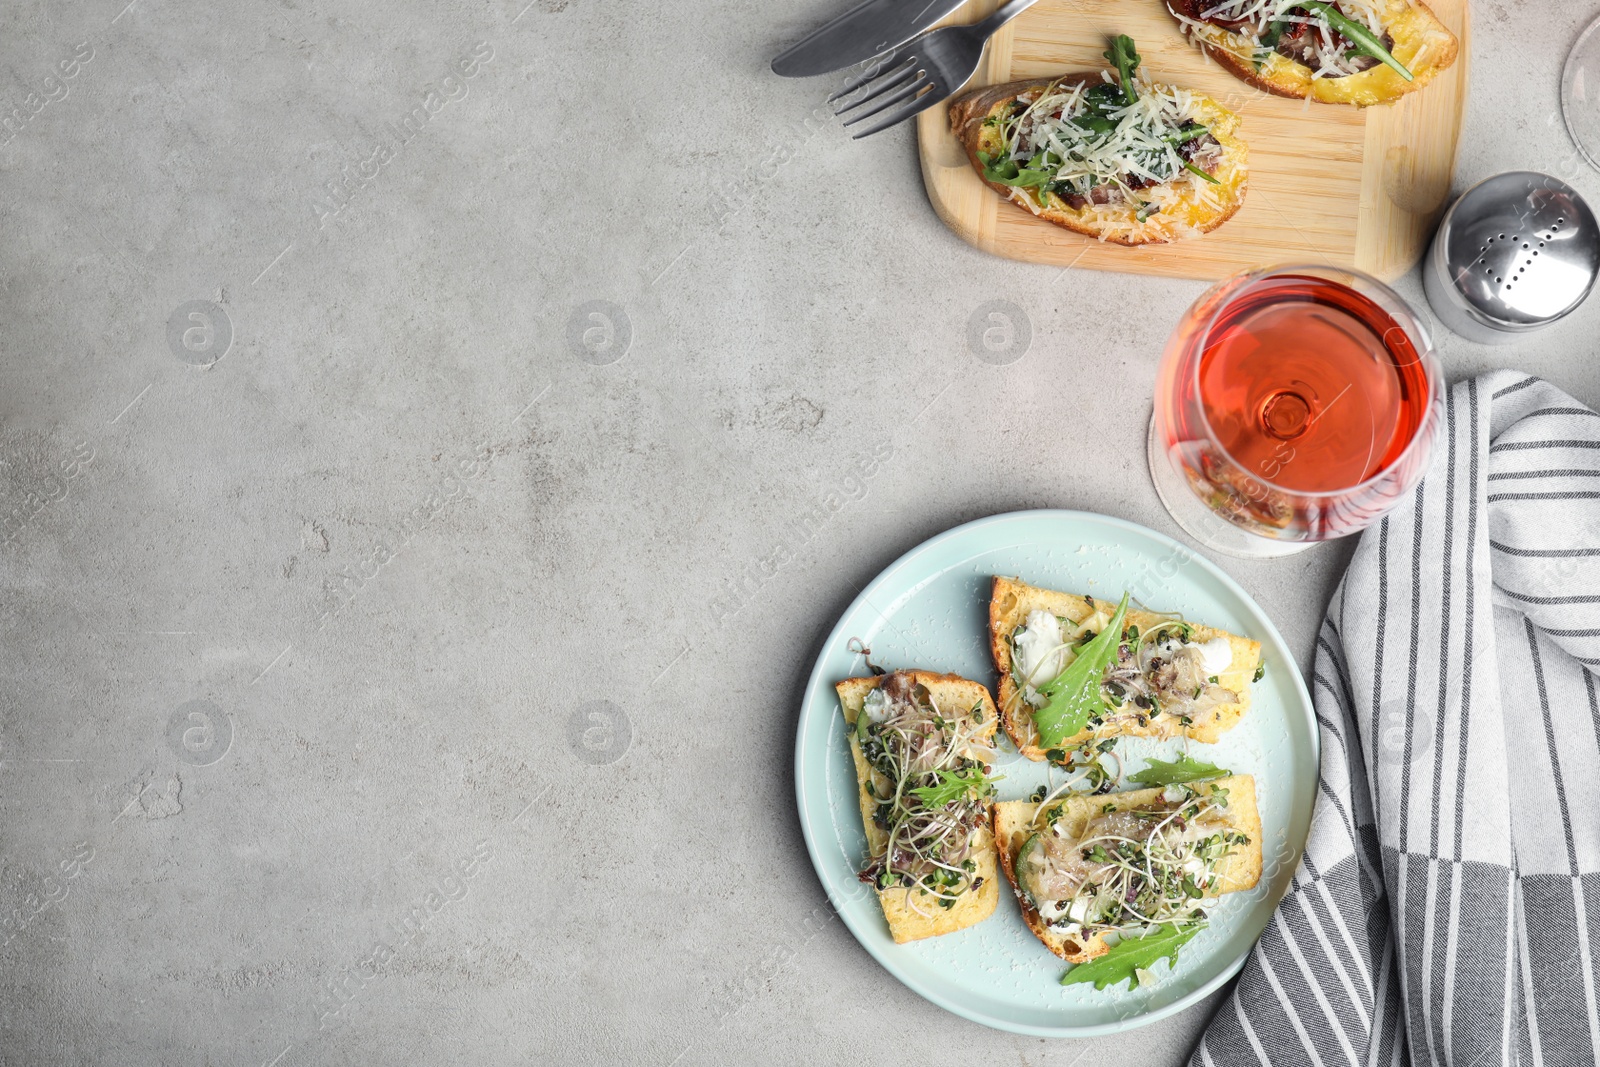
[770,0,968,78]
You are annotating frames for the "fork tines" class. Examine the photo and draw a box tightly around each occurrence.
[829,52,912,102]
[832,52,940,139]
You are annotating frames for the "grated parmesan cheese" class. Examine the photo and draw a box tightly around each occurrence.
[1167,0,1389,80]
[991,73,1241,242]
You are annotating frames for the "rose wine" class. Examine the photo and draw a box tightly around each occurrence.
[1195,275,1432,493]
[1152,267,1440,550]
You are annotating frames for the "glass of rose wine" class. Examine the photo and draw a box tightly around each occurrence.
[1148,264,1442,558]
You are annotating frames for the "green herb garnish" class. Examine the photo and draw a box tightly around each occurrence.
[1162,124,1209,146]
[1127,753,1231,787]
[1254,19,1287,69]
[977,149,1052,191]
[856,680,999,906]
[1033,592,1130,748]
[1103,34,1141,106]
[1069,83,1127,136]
[1061,922,1205,990]
[1184,161,1221,185]
[910,766,997,808]
[1296,1,1412,81]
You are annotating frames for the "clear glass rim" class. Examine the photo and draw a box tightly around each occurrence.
[1183,262,1443,500]
[1561,13,1600,175]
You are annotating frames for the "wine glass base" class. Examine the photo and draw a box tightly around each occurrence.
[1146,417,1314,560]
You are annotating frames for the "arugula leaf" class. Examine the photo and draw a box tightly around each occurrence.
[1103,34,1141,106]
[1061,922,1204,990]
[1163,124,1209,146]
[1295,1,1412,81]
[978,150,1053,191]
[910,767,997,808]
[1070,82,1125,134]
[1254,18,1287,68]
[976,150,1016,181]
[1127,753,1231,787]
[1033,592,1130,748]
[1046,180,1078,203]
[1183,161,1222,185]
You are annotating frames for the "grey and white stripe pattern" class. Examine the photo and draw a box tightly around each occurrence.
[1193,371,1600,1067]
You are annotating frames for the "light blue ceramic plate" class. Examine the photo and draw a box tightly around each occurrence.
[795,510,1317,1037]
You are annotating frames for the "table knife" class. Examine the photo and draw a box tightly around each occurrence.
[770,0,968,78]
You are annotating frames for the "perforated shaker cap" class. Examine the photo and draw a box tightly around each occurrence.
[1441,171,1600,330]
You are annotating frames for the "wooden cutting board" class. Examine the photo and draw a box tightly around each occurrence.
[916,0,1470,280]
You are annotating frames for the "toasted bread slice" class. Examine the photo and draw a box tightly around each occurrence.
[1167,0,1458,107]
[836,671,1000,943]
[948,74,1247,246]
[989,577,1261,759]
[994,776,1262,962]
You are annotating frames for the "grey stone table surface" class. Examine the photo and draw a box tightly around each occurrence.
[1,0,1595,1064]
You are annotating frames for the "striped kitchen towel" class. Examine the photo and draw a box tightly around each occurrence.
[1192,371,1600,1067]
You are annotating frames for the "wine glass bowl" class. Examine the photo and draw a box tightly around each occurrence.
[1149,265,1442,558]
[1563,13,1600,175]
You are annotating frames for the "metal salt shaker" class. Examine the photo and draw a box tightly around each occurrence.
[1424,171,1600,344]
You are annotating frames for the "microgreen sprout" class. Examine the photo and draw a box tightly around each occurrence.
[856,679,996,914]
[1022,785,1248,939]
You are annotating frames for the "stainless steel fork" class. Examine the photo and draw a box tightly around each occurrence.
[832,0,1041,139]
